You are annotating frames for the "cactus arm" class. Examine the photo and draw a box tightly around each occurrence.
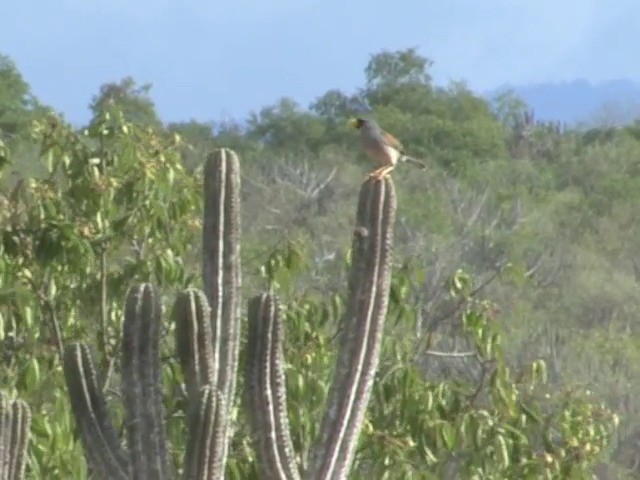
[122,283,170,479]
[182,386,227,480]
[62,344,128,480]
[307,177,396,480]
[173,289,217,411]
[202,148,242,467]
[173,288,228,479]
[246,294,301,480]
[0,393,31,480]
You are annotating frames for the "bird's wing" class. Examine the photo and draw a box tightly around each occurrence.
[380,130,405,153]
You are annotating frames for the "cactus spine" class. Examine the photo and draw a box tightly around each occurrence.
[0,393,31,480]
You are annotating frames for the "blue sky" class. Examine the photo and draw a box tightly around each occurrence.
[1,0,638,125]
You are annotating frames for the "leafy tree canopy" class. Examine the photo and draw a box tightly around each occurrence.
[89,76,162,128]
[0,54,41,140]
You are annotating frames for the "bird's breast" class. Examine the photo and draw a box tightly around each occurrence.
[362,140,402,167]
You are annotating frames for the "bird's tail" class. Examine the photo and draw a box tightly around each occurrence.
[401,155,427,169]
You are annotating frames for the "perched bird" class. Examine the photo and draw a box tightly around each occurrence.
[348,117,426,180]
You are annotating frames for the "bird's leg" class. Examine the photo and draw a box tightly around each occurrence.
[366,166,385,180]
[366,164,395,181]
[373,165,395,180]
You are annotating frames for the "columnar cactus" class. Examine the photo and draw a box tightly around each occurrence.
[64,284,169,480]
[121,284,169,479]
[306,177,396,479]
[62,148,397,480]
[244,178,396,480]
[173,288,216,415]
[63,149,242,480]
[173,289,227,479]
[63,343,128,479]
[200,150,242,469]
[182,386,226,480]
[0,392,31,480]
[245,294,300,480]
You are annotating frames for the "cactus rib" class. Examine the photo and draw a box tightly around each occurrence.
[0,393,31,480]
[307,177,397,480]
[246,294,301,480]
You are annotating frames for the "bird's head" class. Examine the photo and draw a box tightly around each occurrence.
[347,117,367,129]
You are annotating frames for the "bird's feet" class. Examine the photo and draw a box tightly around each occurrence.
[366,166,394,181]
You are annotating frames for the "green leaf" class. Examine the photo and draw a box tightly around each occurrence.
[440,422,456,450]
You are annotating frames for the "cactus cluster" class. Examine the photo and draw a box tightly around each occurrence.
[61,148,397,479]
[0,392,31,480]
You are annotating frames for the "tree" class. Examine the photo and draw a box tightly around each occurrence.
[310,89,365,122]
[0,54,38,140]
[166,119,215,170]
[89,76,162,128]
[364,47,433,90]
[353,50,505,169]
[361,48,435,111]
[168,119,214,146]
[490,89,530,128]
[247,97,326,152]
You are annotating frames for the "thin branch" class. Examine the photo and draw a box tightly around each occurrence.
[424,350,478,358]
[463,187,489,231]
[525,253,543,278]
[308,167,337,199]
[99,244,109,368]
[24,274,64,358]
[468,359,497,407]
[428,265,504,329]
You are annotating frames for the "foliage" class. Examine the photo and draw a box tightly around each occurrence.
[1,110,200,477]
[89,77,163,128]
[0,54,49,150]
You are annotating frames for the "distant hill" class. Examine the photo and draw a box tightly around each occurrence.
[485,79,640,126]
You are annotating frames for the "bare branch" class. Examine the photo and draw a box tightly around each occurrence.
[423,350,477,358]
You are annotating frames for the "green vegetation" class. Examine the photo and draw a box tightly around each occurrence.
[1,47,638,478]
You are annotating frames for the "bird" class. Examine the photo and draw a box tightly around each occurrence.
[347,117,426,180]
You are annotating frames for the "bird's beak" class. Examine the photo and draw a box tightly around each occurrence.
[347,117,358,128]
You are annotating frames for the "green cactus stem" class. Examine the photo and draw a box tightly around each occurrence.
[0,393,32,480]
[63,284,170,480]
[246,294,300,480]
[173,288,228,479]
[306,176,397,480]
[201,148,242,467]
[63,343,128,479]
[182,386,227,480]
[173,288,216,414]
[122,283,170,479]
